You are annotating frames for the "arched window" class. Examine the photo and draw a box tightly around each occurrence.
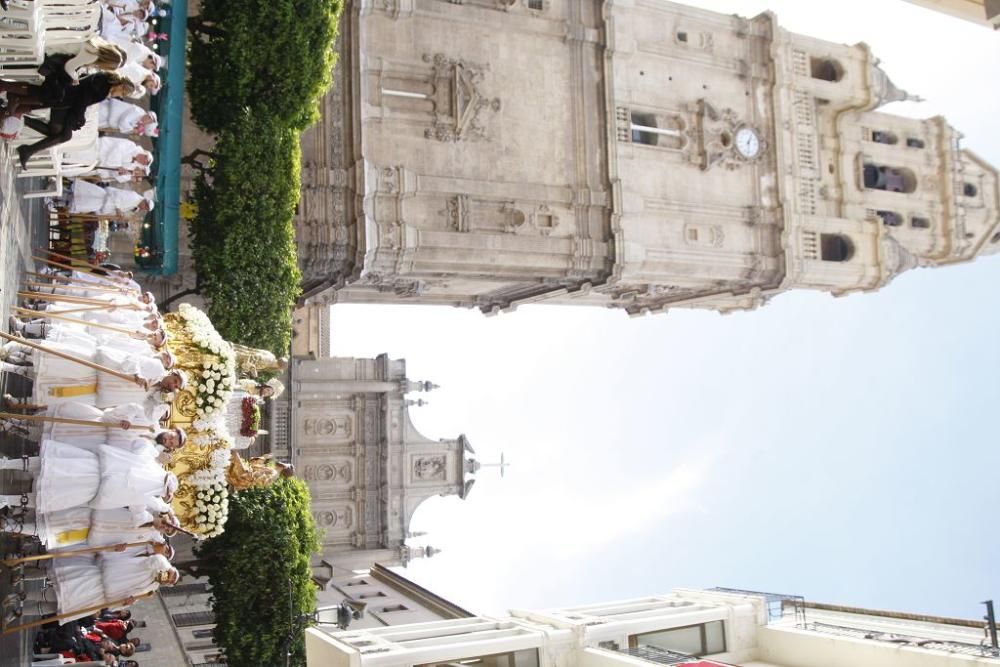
[871,131,898,145]
[963,183,978,197]
[820,234,854,262]
[876,210,902,226]
[810,57,844,82]
[863,163,917,193]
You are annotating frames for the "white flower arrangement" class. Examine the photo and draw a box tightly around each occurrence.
[193,480,229,538]
[177,304,237,420]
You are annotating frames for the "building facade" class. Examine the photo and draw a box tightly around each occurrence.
[295,0,999,317]
[306,587,1000,667]
[902,0,1000,30]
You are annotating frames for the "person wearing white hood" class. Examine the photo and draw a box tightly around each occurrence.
[98,98,158,137]
[120,63,160,99]
[68,179,154,217]
[116,39,162,72]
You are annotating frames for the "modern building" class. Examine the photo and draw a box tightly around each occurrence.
[902,0,1000,30]
[295,0,999,316]
[306,587,1000,667]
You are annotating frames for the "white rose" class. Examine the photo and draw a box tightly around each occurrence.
[202,370,210,378]
[196,397,204,406]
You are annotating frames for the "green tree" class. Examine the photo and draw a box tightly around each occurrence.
[188,111,303,355]
[188,0,341,132]
[195,478,321,667]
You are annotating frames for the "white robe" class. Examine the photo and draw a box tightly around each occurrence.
[96,348,167,412]
[90,444,169,511]
[36,507,93,551]
[35,440,101,514]
[44,402,157,450]
[88,508,160,547]
[98,98,145,134]
[99,553,169,605]
[97,136,146,170]
[121,62,151,98]
[70,179,144,216]
[118,39,157,71]
[31,330,99,407]
[50,555,104,621]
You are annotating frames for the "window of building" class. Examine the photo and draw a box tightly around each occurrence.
[876,210,902,226]
[870,131,898,145]
[358,591,387,599]
[193,629,215,639]
[820,234,855,262]
[630,112,660,146]
[418,649,539,667]
[628,111,686,149]
[677,31,688,42]
[380,605,409,613]
[526,0,544,9]
[906,137,925,149]
[963,182,979,197]
[810,57,844,82]
[160,583,210,597]
[862,163,917,193]
[172,611,216,628]
[910,216,931,229]
[345,579,369,586]
[629,620,727,657]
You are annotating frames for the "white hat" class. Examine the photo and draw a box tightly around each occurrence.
[143,188,156,211]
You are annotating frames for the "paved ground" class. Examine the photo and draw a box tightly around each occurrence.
[0,142,55,667]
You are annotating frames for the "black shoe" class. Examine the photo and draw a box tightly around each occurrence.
[16,145,30,170]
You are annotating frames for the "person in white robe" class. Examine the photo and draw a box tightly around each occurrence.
[98,99,157,137]
[120,63,160,99]
[114,38,161,72]
[68,179,153,217]
[96,136,153,174]
[0,440,177,513]
[1,328,100,407]
[20,552,176,623]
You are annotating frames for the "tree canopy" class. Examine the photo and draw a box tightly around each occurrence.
[195,478,321,667]
[188,112,302,354]
[189,0,341,132]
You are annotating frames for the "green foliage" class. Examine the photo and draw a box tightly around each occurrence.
[196,478,321,667]
[189,112,302,354]
[189,0,341,133]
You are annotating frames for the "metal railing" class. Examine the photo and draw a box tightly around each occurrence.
[709,587,806,625]
[617,646,700,665]
[805,621,1000,659]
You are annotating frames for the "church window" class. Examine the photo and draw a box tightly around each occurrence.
[906,137,926,149]
[526,0,544,9]
[876,210,902,226]
[910,216,931,229]
[677,31,689,42]
[870,131,898,145]
[628,110,686,149]
[419,649,539,667]
[629,620,727,657]
[963,182,979,197]
[862,163,917,193]
[810,57,844,82]
[687,228,699,242]
[820,234,854,262]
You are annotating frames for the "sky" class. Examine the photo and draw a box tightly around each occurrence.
[328,0,1000,622]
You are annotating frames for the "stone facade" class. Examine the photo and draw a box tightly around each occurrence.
[269,349,479,570]
[902,0,1000,29]
[295,0,999,316]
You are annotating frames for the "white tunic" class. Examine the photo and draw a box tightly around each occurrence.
[98,98,145,134]
[70,179,144,216]
[31,330,99,407]
[51,555,105,621]
[97,136,145,170]
[36,507,93,551]
[99,553,169,604]
[121,62,151,98]
[90,445,168,511]
[45,401,158,450]
[88,508,160,547]
[35,440,101,514]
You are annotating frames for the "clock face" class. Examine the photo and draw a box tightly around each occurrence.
[735,127,761,159]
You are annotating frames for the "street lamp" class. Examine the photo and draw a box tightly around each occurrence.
[282,599,367,666]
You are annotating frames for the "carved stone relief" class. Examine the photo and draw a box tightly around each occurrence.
[303,460,353,483]
[313,506,355,530]
[413,455,447,481]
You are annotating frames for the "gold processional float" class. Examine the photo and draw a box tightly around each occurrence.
[161,304,283,538]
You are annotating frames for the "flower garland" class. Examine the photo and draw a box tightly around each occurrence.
[177,304,237,421]
[239,397,261,437]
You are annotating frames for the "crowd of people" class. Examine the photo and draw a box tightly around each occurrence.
[0,0,166,221]
[0,260,185,665]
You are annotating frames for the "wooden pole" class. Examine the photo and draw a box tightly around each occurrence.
[17,292,143,309]
[24,271,138,293]
[31,256,129,286]
[0,411,156,433]
[1,540,155,567]
[0,332,143,385]
[34,305,120,316]
[22,281,127,294]
[1,590,157,635]
[13,307,143,336]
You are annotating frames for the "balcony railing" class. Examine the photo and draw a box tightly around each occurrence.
[617,646,700,665]
[708,587,806,625]
[805,621,1000,659]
